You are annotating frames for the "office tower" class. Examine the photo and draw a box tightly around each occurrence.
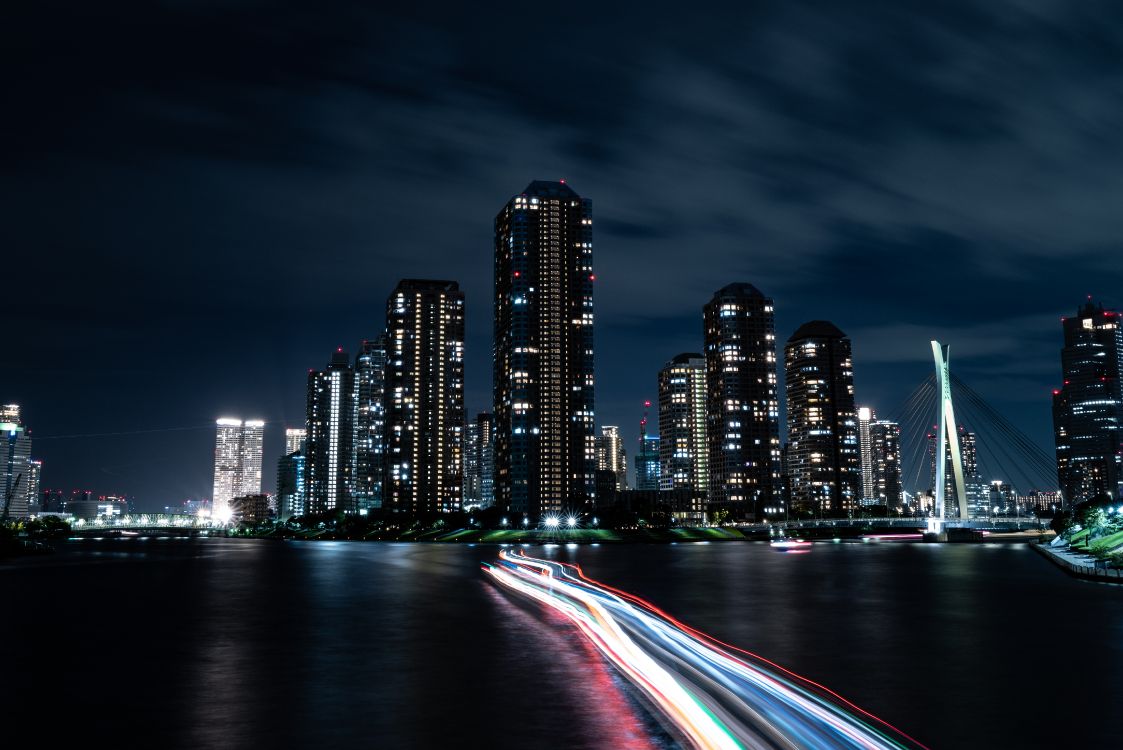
[212,419,242,517]
[704,284,780,519]
[988,481,1019,515]
[494,180,595,517]
[857,407,876,504]
[464,419,481,507]
[305,349,357,515]
[464,412,495,509]
[927,425,982,518]
[634,434,661,491]
[384,280,465,515]
[1,405,32,518]
[477,413,495,508]
[959,430,985,517]
[211,418,264,519]
[658,353,708,494]
[633,401,660,491]
[284,428,307,456]
[354,335,388,512]
[784,321,861,517]
[868,420,902,509]
[239,420,264,500]
[276,451,306,520]
[1053,299,1123,505]
[40,488,64,513]
[595,426,628,492]
[26,459,41,513]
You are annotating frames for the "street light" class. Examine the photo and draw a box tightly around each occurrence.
[566,516,577,528]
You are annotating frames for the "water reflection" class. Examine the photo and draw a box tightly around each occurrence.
[2,539,1121,749]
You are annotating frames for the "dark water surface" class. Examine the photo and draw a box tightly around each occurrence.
[3,539,1120,749]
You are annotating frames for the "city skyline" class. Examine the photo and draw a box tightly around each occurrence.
[7,3,1123,509]
[7,281,1114,510]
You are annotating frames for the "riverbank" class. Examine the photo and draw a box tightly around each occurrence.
[250,525,762,544]
[1032,541,1123,583]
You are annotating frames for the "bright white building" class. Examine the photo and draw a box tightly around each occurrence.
[211,418,265,519]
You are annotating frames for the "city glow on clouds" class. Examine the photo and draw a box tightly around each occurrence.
[484,549,927,750]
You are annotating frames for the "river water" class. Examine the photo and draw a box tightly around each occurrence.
[2,538,1119,749]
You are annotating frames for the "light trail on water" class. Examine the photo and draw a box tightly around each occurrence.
[483,549,928,750]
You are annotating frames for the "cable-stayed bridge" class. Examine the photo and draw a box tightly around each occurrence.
[877,341,1060,531]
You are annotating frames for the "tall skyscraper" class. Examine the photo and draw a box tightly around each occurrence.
[239,421,264,501]
[478,413,495,508]
[211,418,265,519]
[213,419,239,513]
[384,280,465,515]
[784,321,861,517]
[703,284,780,519]
[595,426,628,492]
[494,180,595,517]
[464,412,495,509]
[26,459,42,513]
[276,451,306,520]
[354,335,388,511]
[1,405,32,518]
[868,420,902,509]
[927,425,982,518]
[1053,299,1123,505]
[634,435,661,491]
[305,349,357,515]
[857,406,876,504]
[658,353,708,494]
[633,400,660,491]
[284,428,307,455]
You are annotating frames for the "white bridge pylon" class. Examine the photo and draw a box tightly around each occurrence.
[932,341,969,521]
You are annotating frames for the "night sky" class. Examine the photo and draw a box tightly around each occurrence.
[6,1,1122,510]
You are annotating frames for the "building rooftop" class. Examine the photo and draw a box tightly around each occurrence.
[395,279,461,292]
[788,320,848,341]
[520,180,580,199]
[669,352,705,365]
[712,282,767,299]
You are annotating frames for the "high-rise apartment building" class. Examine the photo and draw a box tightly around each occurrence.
[857,407,876,504]
[784,321,861,517]
[464,412,495,509]
[276,451,306,520]
[1,405,32,518]
[384,280,465,515]
[1053,299,1123,505]
[305,349,357,515]
[494,180,595,517]
[284,428,307,456]
[354,335,388,511]
[595,426,628,492]
[868,420,902,509]
[634,435,661,491]
[239,421,264,502]
[927,425,983,518]
[26,459,42,513]
[703,284,780,519]
[211,418,264,519]
[658,353,708,494]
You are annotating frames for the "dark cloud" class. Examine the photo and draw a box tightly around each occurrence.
[5,0,1123,507]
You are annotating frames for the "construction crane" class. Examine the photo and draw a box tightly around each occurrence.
[639,399,651,442]
[2,473,22,524]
